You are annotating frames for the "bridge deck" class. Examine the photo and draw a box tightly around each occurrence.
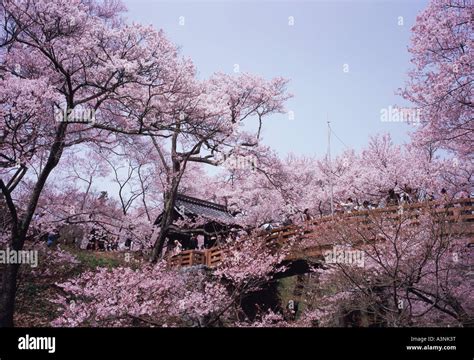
[169,199,474,268]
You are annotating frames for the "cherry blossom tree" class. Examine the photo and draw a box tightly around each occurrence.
[52,234,291,327]
[400,0,473,156]
[0,0,195,326]
[50,39,292,262]
[2,0,471,330]
[198,146,289,229]
[0,0,291,325]
[147,73,291,261]
[305,212,473,327]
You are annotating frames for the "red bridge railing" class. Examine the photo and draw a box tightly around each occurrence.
[169,198,474,269]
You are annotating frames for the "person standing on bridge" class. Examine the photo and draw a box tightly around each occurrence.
[387,189,398,206]
[341,198,355,213]
[173,240,183,255]
[197,234,205,250]
[303,208,313,221]
[439,188,450,208]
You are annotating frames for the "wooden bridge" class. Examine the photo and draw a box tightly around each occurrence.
[169,198,474,269]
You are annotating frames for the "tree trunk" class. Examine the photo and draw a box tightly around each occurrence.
[150,182,179,262]
[447,295,473,327]
[0,263,19,327]
[0,122,68,327]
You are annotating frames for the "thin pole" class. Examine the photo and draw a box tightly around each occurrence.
[327,117,334,216]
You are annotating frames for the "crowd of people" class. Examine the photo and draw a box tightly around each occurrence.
[260,185,473,230]
[333,185,471,216]
[171,233,231,255]
[86,227,119,251]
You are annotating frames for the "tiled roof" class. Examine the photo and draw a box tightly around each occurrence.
[175,194,235,224]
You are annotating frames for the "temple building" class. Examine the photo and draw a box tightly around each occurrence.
[154,193,240,251]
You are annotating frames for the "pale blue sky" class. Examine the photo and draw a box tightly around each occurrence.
[123,0,429,158]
